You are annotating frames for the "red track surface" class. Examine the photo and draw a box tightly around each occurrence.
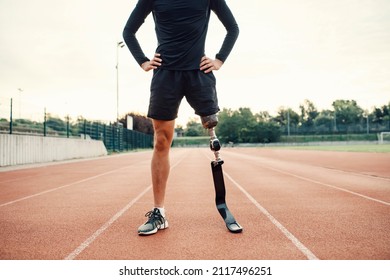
[0,148,389,260]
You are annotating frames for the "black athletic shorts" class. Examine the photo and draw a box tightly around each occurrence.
[148,69,219,120]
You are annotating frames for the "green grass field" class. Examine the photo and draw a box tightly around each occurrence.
[269,144,390,153]
[172,136,390,153]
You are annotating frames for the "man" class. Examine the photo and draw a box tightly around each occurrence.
[123,0,239,235]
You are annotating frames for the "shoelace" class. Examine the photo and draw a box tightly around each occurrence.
[144,209,166,229]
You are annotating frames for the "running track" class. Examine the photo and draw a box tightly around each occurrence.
[0,148,389,260]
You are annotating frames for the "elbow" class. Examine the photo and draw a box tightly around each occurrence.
[122,26,130,42]
[226,23,239,39]
[122,26,136,43]
[233,23,239,38]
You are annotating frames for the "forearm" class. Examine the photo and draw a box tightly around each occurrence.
[211,0,239,62]
[122,0,153,66]
[123,29,149,66]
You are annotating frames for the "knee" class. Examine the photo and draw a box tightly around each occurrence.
[154,131,172,153]
[201,114,218,129]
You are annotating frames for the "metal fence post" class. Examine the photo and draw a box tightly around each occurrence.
[9,98,13,134]
[112,124,116,152]
[66,115,70,138]
[43,107,47,136]
[95,122,99,140]
[103,124,107,147]
[84,119,87,139]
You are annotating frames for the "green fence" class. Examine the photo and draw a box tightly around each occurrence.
[77,120,153,152]
[0,118,153,153]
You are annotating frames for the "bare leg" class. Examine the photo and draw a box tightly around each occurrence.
[151,119,175,208]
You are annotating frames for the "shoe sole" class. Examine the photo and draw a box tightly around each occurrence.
[138,221,169,236]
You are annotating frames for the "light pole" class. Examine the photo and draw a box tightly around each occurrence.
[116,41,125,123]
[17,88,23,119]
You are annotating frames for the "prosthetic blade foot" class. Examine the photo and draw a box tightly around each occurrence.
[211,160,243,233]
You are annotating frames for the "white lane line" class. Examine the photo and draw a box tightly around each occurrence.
[64,184,152,260]
[64,155,186,260]
[223,171,319,260]
[263,165,390,207]
[0,165,134,208]
[0,151,152,173]
[203,150,318,260]
[224,151,390,207]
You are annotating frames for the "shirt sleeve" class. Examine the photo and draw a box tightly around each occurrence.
[122,0,153,66]
[210,0,239,63]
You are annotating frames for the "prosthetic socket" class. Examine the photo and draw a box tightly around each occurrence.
[201,114,222,164]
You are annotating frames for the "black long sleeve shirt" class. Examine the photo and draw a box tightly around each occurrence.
[123,0,239,70]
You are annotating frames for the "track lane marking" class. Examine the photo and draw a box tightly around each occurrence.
[64,184,152,260]
[0,151,152,173]
[0,164,146,208]
[224,151,390,207]
[203,151,319,260]
[0,152,154,202]
[64,154,186,260]
[223,171,319,260]
[262,165,390,206]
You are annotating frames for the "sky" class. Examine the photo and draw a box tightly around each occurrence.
[0,0,389,127]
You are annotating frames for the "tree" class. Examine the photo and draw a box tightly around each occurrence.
[274,107,299,126]
[299,99,319,131]
[46,115,66,132]
[120,112,154,134]
[236,107,257,142]
[332,99,363,124]
[216,108,240,143]
[314,110,335,133]
[332,100,363,132]
[175,125,184,137]
[255,111,272,122]
[216,107,281,143]
[273,107,299,135]
[255,121,281,143]
[372,104,390,125]
[184,118,206,136]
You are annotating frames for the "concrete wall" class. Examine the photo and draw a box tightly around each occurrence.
[0,134,107,167]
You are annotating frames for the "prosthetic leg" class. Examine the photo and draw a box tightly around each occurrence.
[201,115,243,233]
